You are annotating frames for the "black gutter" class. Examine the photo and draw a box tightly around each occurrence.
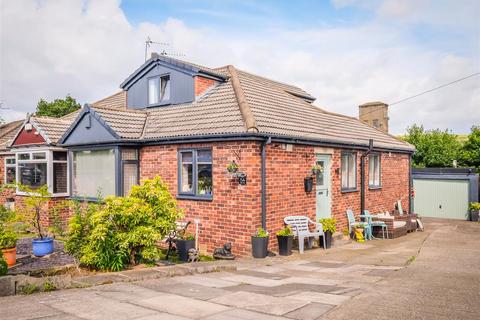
[260,137,271,230]
[360,139,374,215]
[59,132,414,154]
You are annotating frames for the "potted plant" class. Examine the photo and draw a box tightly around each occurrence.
[276,225,293,256]
[304,177,313,192]
[319,218,336,249]
[227,161,240,174]
[0,229,17,267]
[251,227,269,258]
[0,251,7,276]
[311,164,323,175]
[176,231,196,262]
[18,184,55,257]
[469,202,480,222]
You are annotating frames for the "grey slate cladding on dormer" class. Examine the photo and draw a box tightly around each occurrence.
[120,54,227,110]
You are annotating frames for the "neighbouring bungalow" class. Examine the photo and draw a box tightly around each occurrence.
[0,53,414,256]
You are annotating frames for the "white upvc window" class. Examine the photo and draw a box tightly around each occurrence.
[4,157,16,184]
[148,74,171,105]
[368,154,381,188]
[15,148,69,197]
[341,152,357,191]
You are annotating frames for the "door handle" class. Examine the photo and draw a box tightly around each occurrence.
[439,204,442,209]
[326,190,329,196]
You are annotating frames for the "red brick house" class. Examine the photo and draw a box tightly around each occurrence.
[1,54,414,256]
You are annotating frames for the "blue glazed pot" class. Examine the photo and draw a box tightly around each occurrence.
[32,237,54,257]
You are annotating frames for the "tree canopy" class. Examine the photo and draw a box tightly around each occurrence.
[35,95,81,117]
[402,124,479,169]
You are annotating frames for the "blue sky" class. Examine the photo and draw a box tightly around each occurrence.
[1,0,479,134]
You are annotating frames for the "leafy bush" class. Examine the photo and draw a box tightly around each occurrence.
[17,184,51,239]
[319,218,337,234]
[66,177,183,271]
[0,252,7,276]
[253,227,269,238]
[276,226,293,237]
[0,229,17,249]
[469,202,480,211]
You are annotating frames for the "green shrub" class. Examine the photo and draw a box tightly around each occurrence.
[0,252,7,276]
[43,279,56,292]
[276,226,293,236]
[469,202,480,211]
[0,229,17,249]
[66,177,183,271]
[254,227,269,238]
[20,283,38,295]
[319,218,337,234]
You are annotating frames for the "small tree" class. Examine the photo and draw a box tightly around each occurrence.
[35,95,81,118]
[18,184,51,239]
[402,124,462,167]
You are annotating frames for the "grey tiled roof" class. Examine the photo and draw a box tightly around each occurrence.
[86,61,413,152]
[0,120,23,151]
[92,107,147,139]
[31,111,81,144]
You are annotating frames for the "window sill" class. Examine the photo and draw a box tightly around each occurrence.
[341,188,358,193]
[148,101,171,108]
[177,194,213,201]
[368,186,382,190]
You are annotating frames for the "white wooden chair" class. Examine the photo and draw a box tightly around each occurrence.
[284,216,326,254]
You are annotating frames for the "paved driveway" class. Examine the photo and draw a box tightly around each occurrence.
[1,219,479,320]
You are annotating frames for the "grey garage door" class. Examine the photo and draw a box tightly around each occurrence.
[413,179,469,220]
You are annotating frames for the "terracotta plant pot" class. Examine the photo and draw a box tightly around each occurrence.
[1,247,17,267]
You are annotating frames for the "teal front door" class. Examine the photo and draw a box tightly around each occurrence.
[316,154,332,220]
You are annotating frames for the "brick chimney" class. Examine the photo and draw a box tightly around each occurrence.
[359,101,389,133]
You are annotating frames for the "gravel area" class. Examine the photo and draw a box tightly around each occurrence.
[8,238,76,275]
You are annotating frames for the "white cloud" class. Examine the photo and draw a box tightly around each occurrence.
[1,0,478,134]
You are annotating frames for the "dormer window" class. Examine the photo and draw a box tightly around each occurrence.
[148,75,170,105]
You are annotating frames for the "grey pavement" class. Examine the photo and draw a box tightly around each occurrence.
[0,218,479,320]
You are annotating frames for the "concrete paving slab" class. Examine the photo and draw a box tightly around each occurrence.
[288,291,350,305]
[87,282,161,302]
[203,308,288,320]
[233,269,289,280]
[136,292,230,318]
[41,290,158,320]
[284,302,334,320]
[177,275,240,288]
[0,297,62,320]
[134,313,191,320]
[138,280,229,300]
[301,261,347,268]
[223,283,342,297]
[209,291,308,316]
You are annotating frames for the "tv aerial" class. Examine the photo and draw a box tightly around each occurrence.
[144,36,185,61]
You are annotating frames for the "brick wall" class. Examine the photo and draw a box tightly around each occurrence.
[140,141,262,257]
[194,76,218,97]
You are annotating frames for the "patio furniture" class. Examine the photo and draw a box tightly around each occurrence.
[371,212,407,239]
[363,210,388,239]
[346,209,372,240]
[284,216,326,254]
[394,200,419,233]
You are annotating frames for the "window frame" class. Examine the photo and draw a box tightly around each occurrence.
[368,153,381,189]
[120,148,139,197]
[177,148,213,200]
[147,73,171,107]
[14,148,69,197]
[4,156,16,184]
[341,151,357,192]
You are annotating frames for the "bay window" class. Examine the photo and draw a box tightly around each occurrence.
[15,150,68,196]
[369,154,381,188]
[341,152,357,191]
[178,149,212,199]
[4,157,16,184]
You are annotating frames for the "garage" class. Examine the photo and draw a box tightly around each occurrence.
[412,168,479,220]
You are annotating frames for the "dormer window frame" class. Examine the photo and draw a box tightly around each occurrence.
[147,73,171,107]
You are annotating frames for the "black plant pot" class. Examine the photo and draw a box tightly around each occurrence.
[470,210,479,222]
[176,239,195,261]
[304,177,313,193]
[277,235,293,256]
[251,236,269,258]
[321,231,333,249]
